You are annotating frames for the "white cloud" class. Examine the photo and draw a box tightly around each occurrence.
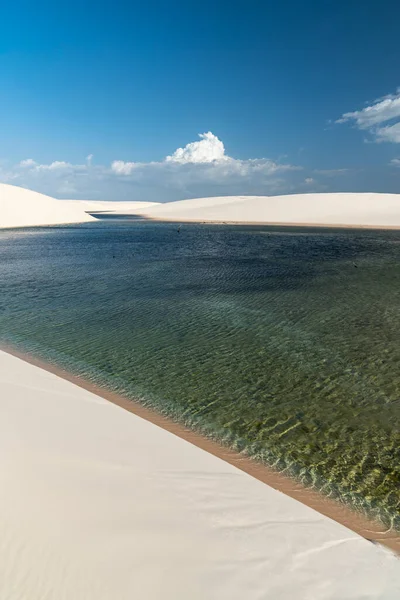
[19,158,37,167]
[34,161,73,171]
[390,158,400,167]
[111,132,298,180]
[375,122,400,144]
[19,159,74,171]
[337,89,400,143]
[166,132,228,164]
[304,177,314,184]
[1,132,303,201]
[111,160,138,175]
[337,90,400,129]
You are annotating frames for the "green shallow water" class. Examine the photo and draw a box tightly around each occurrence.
[1,221,400,527]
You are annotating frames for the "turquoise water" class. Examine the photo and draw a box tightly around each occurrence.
[1,222,400,527]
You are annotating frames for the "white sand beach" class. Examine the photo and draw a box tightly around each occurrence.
[1,349,399,599]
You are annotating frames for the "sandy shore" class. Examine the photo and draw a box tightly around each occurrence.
[1,346,400,599]
[132,216,400,230]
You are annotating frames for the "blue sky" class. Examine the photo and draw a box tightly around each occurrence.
[1,0,400,201]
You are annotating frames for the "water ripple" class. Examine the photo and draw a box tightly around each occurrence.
[1,222,400,528]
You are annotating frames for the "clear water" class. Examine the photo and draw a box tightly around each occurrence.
[1,221,400,527]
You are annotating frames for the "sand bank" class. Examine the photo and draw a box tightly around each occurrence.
[1,348,400,599]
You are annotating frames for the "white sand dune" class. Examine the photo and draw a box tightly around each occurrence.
[1,349,399,600]
[0,184,94,229]
[127,193,400,227]
[2,185,400,228]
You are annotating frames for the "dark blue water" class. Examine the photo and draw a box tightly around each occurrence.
[1,221,400,527]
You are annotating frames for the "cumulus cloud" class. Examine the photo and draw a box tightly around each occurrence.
[111,160,138,175]
[337,89,400,143]
[390,158,400,167]
[166,131,228,164]
[19,158,37,168]
[112,132,298,180]
[1,131,304,201]
[103,132,302,199]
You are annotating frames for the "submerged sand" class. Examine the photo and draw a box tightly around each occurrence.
[1,348,400,599]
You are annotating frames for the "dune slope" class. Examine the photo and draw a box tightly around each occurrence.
[0,184,94,228]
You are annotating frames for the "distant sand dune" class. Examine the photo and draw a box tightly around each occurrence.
[128,193,400,228]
